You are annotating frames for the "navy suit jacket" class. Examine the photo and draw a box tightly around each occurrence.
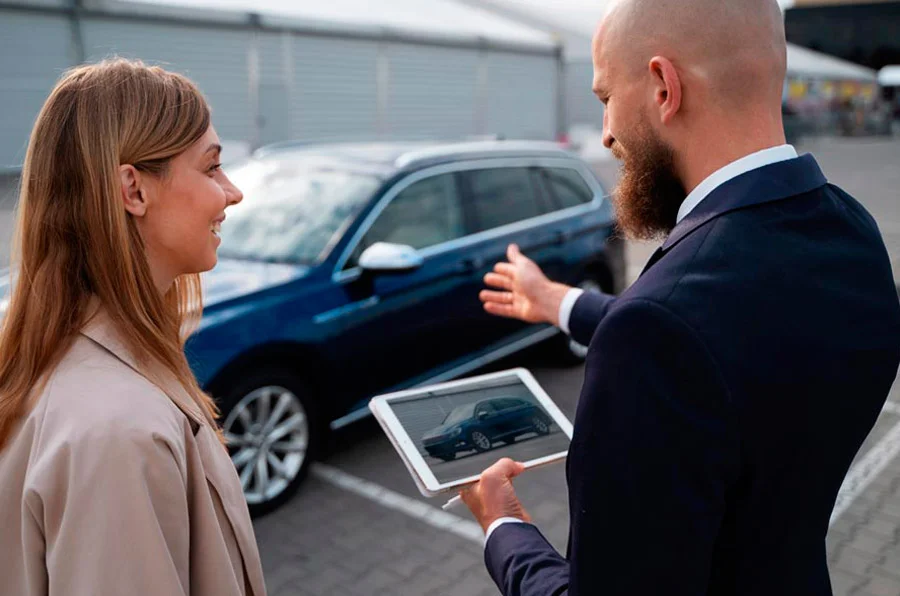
[485,155,900,595]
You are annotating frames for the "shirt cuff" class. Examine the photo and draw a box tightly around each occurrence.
[484,517,527,547]
[558,288,585,335]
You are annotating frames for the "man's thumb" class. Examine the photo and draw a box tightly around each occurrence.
[507,243,522,264]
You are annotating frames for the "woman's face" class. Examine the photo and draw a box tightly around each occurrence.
[125,126,243,291]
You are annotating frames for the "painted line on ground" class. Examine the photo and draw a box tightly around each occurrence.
[830,401,900,526]
[312,463,484,544]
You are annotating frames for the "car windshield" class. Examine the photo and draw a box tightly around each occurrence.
[442,404,476,425]
[217,157,382,264]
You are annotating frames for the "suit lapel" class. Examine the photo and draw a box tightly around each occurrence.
[640,154,828,278]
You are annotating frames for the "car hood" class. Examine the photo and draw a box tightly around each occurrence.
[201,258,311,307]
[423,424,459,440]
[0,258,310,319]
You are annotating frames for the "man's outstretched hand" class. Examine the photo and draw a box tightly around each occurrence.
[479,244,572,327]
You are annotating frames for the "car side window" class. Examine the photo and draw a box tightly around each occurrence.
[348,173,465,267]
[465,167,544,233]
[538,167,595,210]
[476,402,496,417]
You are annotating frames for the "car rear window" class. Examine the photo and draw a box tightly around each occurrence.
[465,167,544,233]
[538,166,595,210]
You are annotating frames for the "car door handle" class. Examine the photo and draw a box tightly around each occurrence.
[455,257,483,275]
[550,230,570,245]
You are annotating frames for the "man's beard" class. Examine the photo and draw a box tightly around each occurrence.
[610,125,686,241]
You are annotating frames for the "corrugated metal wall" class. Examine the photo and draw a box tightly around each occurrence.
[0,11,73,167]
[385,43,480,139]
[485,51,557,140]
[566,59,603,128]
[290,35,380,142]
[0,5,561,167]
[81,18,254,142]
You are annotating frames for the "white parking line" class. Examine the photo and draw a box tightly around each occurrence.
[312,464,484,544]
[830,401,900,527]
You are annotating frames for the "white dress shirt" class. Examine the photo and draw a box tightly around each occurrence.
[488,145,800,547]
[557,145,798,336]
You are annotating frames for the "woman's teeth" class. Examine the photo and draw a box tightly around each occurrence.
[211,222,221,236]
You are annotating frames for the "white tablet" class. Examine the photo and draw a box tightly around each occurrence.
[369,368,574,497]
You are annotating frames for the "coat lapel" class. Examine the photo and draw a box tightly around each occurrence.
[79,303,206,433]
[79,301,266,595]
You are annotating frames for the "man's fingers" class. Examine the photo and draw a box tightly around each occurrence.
[480,290,513,304]
[494,263,517,277]
[483,302,517,318]
[483,457,527,482]
[483,272,513,291]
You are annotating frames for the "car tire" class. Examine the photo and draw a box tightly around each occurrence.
[216,368,321,518]
[469,430,492,453]
[548,276,603,365]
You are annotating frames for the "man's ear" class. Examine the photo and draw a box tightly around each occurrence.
[119,164,147,217]
[648,56,682,125]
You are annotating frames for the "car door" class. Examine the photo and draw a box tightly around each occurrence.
[457,163,570,349]
[331,169,489,399]
[473,401,503,441]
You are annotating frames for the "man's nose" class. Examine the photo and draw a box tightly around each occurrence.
[602,110,614,149]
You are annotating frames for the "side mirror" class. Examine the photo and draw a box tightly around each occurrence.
[358,242,424,273]
[477,410,489,420]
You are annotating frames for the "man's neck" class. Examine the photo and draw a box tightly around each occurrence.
[678,120,787,196]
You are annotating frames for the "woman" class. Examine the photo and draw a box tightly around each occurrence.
[0,59,266,595]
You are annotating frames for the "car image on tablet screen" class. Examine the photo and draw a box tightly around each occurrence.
[421,397,553,461]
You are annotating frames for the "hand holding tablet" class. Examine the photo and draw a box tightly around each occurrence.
[368,368,573,498]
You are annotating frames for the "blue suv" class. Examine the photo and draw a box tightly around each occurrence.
[422,397,553,461]
[181,140,622,514]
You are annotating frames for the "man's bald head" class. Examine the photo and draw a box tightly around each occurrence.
[590,0,790,240]
[594,0,786,110]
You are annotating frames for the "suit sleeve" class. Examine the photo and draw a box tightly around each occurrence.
[486,299,737,596]
[568,291,616,347]
[29,423,191,595]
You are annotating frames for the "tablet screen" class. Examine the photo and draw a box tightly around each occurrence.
[387,373,570,484]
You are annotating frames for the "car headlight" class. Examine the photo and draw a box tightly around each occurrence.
[450,427,462,437]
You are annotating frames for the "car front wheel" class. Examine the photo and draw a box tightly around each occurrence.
[217,369,320,517]
[470,430,492,453]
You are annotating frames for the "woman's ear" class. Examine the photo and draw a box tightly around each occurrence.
[119,164,147,217]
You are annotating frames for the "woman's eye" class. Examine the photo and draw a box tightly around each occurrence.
[208,163,222,174]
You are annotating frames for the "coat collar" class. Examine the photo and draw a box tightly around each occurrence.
[80,299,206,430]
[661,153,828,253]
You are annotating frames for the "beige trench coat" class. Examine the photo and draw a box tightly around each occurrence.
[0,306,267,596]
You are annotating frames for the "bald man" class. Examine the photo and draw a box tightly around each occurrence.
[460,0,900,594]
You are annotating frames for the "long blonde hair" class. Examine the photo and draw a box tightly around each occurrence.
[0,58,222,447]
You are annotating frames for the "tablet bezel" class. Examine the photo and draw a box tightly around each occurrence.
[368,367,574,497]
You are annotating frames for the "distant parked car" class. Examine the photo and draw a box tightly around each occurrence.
[422,397,552,461]
[0,140,624,516]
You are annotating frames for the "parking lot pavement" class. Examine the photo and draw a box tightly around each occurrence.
[255,137,900,595]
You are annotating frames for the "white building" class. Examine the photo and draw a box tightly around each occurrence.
[0,0,564,168]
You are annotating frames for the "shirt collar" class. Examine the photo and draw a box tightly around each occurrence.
[676,144,799,224]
